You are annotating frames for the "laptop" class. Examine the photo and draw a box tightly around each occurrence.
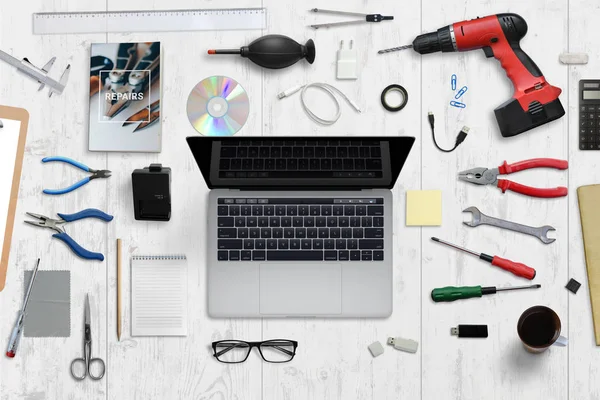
[187,136,415,317]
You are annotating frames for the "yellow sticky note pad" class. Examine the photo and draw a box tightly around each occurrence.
[406,190,442,226]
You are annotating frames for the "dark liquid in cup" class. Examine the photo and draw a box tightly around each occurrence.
[520,311,557,346]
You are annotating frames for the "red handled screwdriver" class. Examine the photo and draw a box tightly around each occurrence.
[6,258,40,358]
[431,237,536,280]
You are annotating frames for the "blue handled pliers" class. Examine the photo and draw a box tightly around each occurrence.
[25,209,114,261]
[42,157,111,195]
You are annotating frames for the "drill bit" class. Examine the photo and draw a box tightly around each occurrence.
[378,44,413,54]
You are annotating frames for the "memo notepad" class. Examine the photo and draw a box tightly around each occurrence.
[406,190,442,226]
[0,106,29,291]
[131,255,188,336]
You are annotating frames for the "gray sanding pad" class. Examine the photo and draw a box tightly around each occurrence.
[23,270,70,337]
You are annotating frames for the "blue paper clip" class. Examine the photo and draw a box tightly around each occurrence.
[455,86,468,100]
[451,74,457,91]
[450,100,466,109]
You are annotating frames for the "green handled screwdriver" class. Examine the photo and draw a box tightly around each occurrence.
[431,284,541,302]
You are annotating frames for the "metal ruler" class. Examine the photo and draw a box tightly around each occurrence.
[33,8,267,35]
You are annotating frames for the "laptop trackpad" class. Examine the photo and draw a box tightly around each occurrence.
[259,264,342,315]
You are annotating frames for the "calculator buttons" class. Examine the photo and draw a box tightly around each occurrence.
[579,81,600,150]
[581,143,596,150]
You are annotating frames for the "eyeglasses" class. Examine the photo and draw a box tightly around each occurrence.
[212,339,298,363]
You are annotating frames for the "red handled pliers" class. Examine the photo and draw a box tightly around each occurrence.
[458,158,568,198]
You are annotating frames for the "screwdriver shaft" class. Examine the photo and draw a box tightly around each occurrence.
[431,237,480,257]
[496,284,541,292]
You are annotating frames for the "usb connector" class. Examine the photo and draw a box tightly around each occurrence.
[277,85,304,99]
[455,126,470,146]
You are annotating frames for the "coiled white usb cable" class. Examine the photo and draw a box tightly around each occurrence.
[277,83,362,126]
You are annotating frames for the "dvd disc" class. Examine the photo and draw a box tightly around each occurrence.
[186,76,249,136]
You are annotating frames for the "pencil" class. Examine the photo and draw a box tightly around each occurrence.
[117,238,122,341]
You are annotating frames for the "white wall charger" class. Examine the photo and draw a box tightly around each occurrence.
[337,40,357,80]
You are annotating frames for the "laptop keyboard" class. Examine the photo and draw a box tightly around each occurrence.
[218,140,384,179]
[217,198,385,262]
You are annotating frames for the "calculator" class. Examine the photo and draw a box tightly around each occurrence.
[580,80,600,150]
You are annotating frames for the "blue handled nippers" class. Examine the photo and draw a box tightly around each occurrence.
[25,209,114,261]
[42,157,111,195]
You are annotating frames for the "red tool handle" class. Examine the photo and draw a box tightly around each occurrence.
[497,179,568,198]
[491,256,536,280]
[498,158,568,174]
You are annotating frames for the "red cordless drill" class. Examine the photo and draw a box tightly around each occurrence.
[381,14,564,137]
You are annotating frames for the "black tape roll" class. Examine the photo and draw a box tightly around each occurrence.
[381,84,408,112]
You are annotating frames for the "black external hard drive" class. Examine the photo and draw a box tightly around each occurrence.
[132,163,171,221]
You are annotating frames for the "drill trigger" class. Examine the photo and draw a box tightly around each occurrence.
[482,46,494,58]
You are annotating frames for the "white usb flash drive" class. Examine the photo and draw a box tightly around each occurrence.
[387,337,419,353]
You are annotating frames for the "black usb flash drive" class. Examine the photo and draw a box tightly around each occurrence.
[450,325,488,338]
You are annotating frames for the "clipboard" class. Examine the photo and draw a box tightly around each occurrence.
[0,106,29,291]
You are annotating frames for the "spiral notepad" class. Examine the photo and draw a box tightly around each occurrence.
[131,255,188,336]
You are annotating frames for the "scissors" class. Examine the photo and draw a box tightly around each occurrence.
[70,294,105,380]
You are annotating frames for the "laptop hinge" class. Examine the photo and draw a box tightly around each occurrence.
[234,187,384,191]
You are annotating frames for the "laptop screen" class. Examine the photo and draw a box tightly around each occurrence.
[187,136,415,189]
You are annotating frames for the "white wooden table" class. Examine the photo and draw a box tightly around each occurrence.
[0,0,598,399]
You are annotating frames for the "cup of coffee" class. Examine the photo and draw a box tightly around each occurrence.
[517,305,568,353]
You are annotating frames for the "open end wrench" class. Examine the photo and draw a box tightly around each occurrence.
[462,206,556,244]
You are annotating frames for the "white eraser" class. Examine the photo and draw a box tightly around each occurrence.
[387,337,419,353]
[368,341,384,357]
[559,53,588,65]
